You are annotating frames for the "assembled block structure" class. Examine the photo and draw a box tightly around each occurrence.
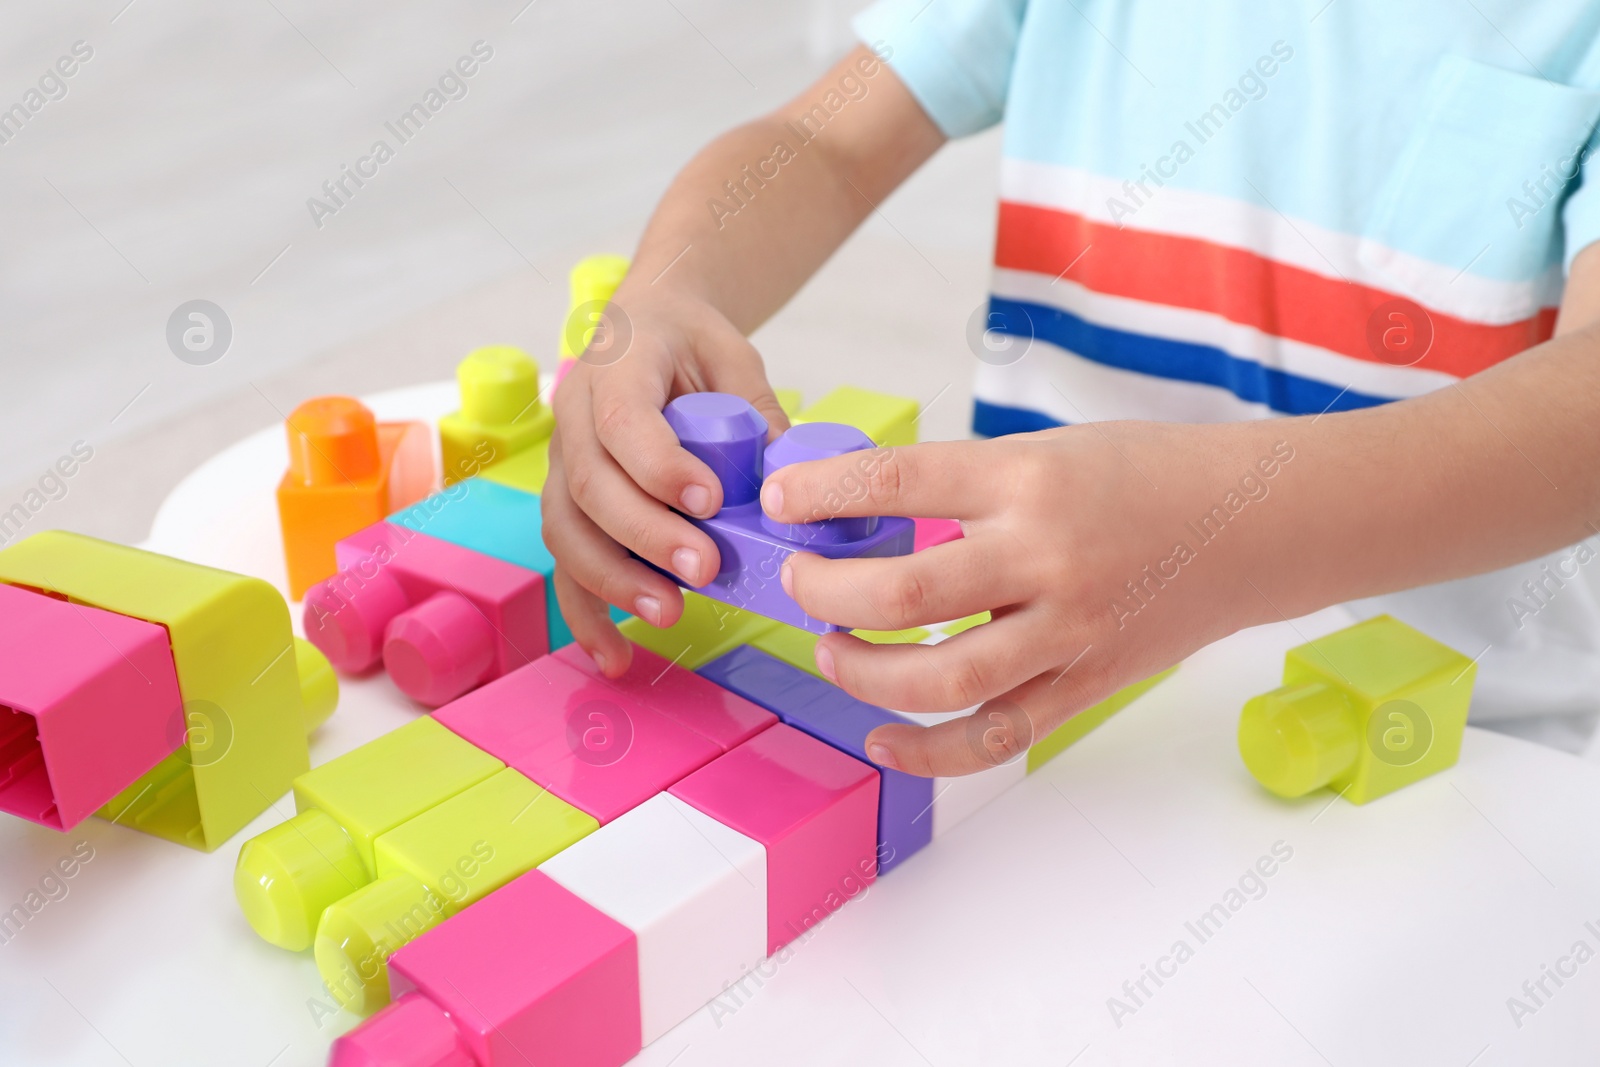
[1237,614,1475,804]
[0,532,337,849]
[277,396,435,600]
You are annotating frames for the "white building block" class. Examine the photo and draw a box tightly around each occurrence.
[539,791,767,1043]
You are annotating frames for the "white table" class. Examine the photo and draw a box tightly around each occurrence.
[3,384,1597,1067]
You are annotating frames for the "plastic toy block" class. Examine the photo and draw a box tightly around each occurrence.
[388,477,576,648]
[541,792,766,1043]
[553,642,775,752]
[477,444,550,496]
[938,612,990,636]
[559,254,631,358]
[749,623,932,681]
[277,396,435,600]
[0,582,184,831]
[333,871,640,1067]
[1238,615,1475,805]
[654,393,914,634]
[234,717,503,950]
[671,723,878,955]
[303,522,548,708]
[774,387,804,419]
[0,531,335,851]
[794,385,919,446]
[1027,666,1178,772]
[913,517,963,552]
[699,647,931,874]
[434,656,721,825]
[617,589,777,669]
[316,768,598,1014]
[439,346,554,488]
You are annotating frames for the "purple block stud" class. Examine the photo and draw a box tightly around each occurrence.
[653,393,914,634]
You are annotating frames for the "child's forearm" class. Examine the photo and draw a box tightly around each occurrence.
[620,45,944,334]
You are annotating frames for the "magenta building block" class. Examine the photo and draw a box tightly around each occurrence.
[0,582,184,831]
[434,655,721,824]
[912,517,963,552]
[699,646,931,875]
[670,723,879,954]
[335,870,640,1067]
[303,522,548,707]
[651,393,914,634]
[553,642,775,752]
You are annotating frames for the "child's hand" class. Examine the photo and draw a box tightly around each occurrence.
[763,423,1275,777]
[544,287,789,673]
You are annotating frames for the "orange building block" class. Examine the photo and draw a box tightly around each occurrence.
[276,396,435,600]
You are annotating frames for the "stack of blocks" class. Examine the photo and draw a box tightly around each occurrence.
[0,531,337,850]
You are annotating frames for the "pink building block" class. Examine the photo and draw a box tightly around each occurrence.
[303,522,548,707]
[0,582,184,831]
[434,656,720,824]
[670,723,879,954]
[331,870,640,1067]
[553,642,775,751]
[912,517,963,552]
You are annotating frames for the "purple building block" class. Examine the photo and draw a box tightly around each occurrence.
[698,645,931,874]
[655,393,914,634]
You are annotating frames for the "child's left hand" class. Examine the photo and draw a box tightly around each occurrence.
[762,421,1278,777]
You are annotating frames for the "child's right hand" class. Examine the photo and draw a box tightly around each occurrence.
[543,285,789,675]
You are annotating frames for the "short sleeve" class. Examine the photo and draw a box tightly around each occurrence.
[852,0,1026,139]
[1562,121,1600,273]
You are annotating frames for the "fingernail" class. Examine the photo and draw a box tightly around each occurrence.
[761,480,783,517]
[814,642,836,683]
[672,547,702,585]
[634,596,662,627]
[867,743,897,770]
[680,483,712,517]
[592,649,609,674]
[780,558,793,596]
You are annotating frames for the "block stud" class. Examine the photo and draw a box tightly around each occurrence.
[382,593,497,707]
[664,393,767,507]
[760,421,879,545]
[1238,681,1359,798]
[286,396,381,486]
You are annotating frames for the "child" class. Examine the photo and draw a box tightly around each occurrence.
[544,2,1600,776]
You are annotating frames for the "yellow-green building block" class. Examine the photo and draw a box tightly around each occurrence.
[316,768,597,1013]
[774,388,804,419]
[0,531,330,852]
[620,589,778,669]
[439,346,554,486]
[1238,615,1475,805]
[795,385,920,446]
[751,623,932,679]
[478,439,551,495]
[1027,667,1178,772]
[939,612,991,636]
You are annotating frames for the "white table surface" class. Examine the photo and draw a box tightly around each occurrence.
[3,384,1598,1067]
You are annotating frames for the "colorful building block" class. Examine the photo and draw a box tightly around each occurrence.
[655,393,914,633]
[333,871,641,1067]
[316,768,598,1013]
[303,521,548,707]
[1237,615,1475,805]
[433,656,721,825]
[277,396,435,600]
[0,582,184,831]
[670,723,878,955]
[439,346,553,488]
[700,646,931,874]
[749,623,932,681]
[541,792,767,1044]
[774,387,804,419]
[618,589,777,669]
[559,254,631,358]
[477,445,550,496]
[912,517,963,552]
[1026,666,1177,772]
[0,531,336,851]
[794,385,920,447]
[234,717,503,950]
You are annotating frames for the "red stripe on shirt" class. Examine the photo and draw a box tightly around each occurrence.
[995,201,1556,378]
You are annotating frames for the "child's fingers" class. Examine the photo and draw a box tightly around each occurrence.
[551,567,633,678]
[781,540,1026,633]
[815,608,1065,714]
[589,378,725,520]
[558,415,722,588]
[761,440,999,525]
[541,462,685,637]
[862,699,1035,778]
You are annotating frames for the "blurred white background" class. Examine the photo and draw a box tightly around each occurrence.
[0,0,1000,544]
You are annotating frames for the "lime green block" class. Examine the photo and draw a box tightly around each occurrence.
[1027,666,1178,772]
[479,439,552,495]
[317,769,597,1014]
[440,346,555,486]
[774,388,804,419]
[938,612,991,636]
[620,589,778,669]
[0,531,322,851]
[795,385,919,446]
[751,624,932,679]
[1238,615,1475,805]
